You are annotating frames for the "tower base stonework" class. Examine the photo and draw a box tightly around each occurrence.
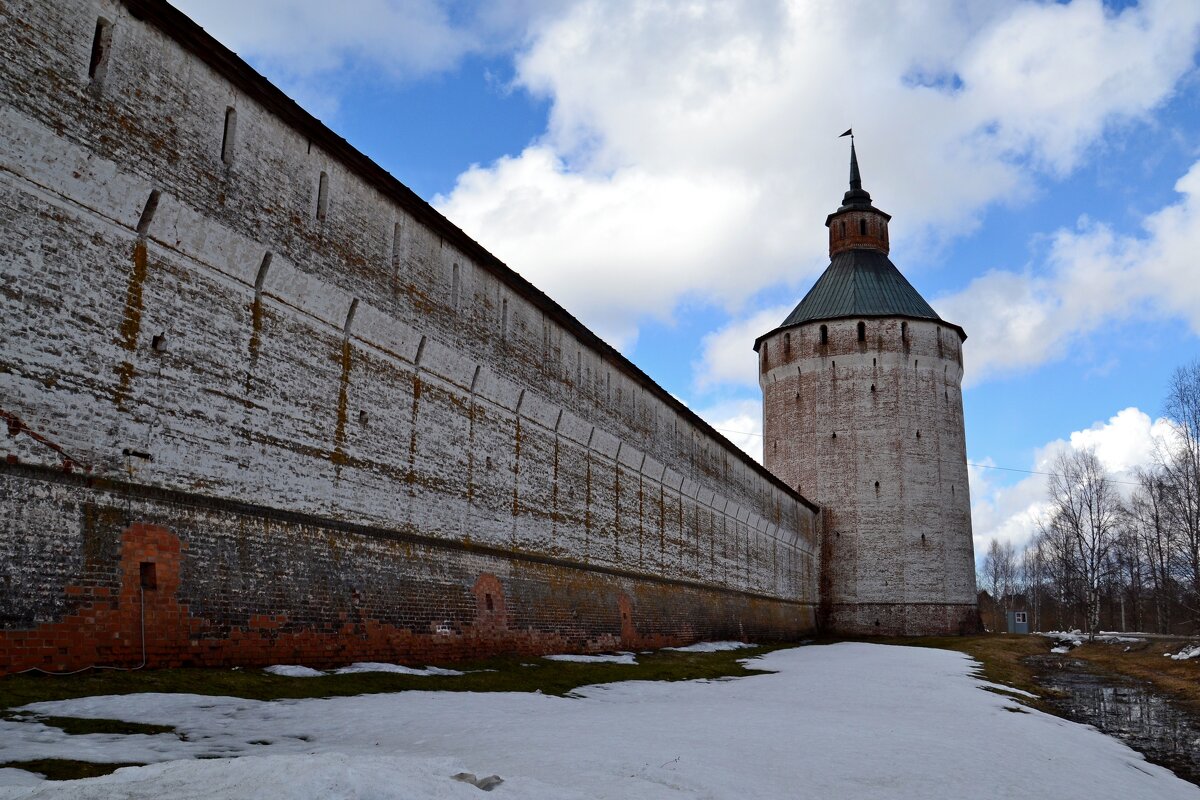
[825,604,981,637]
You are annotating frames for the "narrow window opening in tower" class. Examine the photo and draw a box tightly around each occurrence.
[857,321,865,342]
[451,263,461,310]
[501,297,509,340]
[783,332,791,356]
[316,171,329,220]
[874,481,880,493]
[831,432,837,439]
[873,358,876,367]
[391,221,402,273]
[136,190,160,236]
[859,218,867,235]
[870,384,875,393]
[762,341,769,367]
[88,18,113,86]
[951,484,955,496]
[840,221,846,236]
[916,430,921,440]
[819,324,828,345]
[221,107,237,164]
[901,321,908,343]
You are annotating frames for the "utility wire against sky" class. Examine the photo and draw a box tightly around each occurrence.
[710,427,1144,487]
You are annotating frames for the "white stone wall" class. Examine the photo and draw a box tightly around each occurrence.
[0,0,817,611]
[759,316,977,634]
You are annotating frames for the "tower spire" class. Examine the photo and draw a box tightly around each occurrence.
[839,132,872,209]
[848,138,862,193]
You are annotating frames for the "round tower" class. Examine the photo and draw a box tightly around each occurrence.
[755,141,978,636]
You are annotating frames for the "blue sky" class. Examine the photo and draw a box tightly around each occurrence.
[179,0,1200,555]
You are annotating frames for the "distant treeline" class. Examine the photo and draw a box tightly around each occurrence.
[980,359,1200,637]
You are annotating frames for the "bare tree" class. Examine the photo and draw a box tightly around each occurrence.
[1161,360,1200,627]
[983,538,1018,628]
[1045,448,1122,639]
[1128,467,1177,633]
[1110,520,1144,632]
[1020,543,1046,631]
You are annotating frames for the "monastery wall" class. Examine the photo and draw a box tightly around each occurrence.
[0,0,819,672]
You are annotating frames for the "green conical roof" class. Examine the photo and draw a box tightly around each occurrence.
[779,248,941,327]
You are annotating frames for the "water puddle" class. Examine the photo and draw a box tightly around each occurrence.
[1025,654,1200,786]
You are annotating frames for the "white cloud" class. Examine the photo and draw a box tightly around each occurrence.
[969,406,1176,558]
[694,399,764,463]
[692,305,791,391]
[939,159,1200,385]
[435,0,1200,351]
[438,147,763,349]
[173,0,562,117]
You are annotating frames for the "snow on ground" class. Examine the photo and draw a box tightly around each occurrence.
[263,663,466,678]
[263,665,323,678]
[541,652,637,664]
[661,641,755,653]
[1,643,1197,799]
[1168,644,1200,661]
[332,663,465,676]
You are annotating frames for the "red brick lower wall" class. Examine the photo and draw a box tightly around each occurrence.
[1,470,816,673]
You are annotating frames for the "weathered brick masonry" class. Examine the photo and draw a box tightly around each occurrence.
[0,0,819,672]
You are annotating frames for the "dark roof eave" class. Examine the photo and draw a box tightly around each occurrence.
[825,207,892,226]
[753,313,967,351]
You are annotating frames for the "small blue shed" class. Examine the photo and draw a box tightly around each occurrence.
[1006,611,1030,634]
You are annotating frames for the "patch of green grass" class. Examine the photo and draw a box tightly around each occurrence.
[30,715,177,737]
[0,645,789,712]
[0,759,144,781]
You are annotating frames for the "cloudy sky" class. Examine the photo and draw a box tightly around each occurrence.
[177,0,1200,562]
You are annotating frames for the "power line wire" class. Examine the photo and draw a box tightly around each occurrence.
[711,427,1143,487]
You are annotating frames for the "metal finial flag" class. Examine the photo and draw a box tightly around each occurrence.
[839,128,853,138]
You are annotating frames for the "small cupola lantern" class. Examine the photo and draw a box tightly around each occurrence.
[825,136,891,257]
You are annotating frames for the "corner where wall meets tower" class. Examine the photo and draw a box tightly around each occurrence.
[754,140,979,636]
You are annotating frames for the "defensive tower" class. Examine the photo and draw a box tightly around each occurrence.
[755,141,978,635]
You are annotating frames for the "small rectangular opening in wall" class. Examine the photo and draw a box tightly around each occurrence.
[451,263,461,310]
[139,561,157,590]
[88,18,113,85]
[316,171,329,220]
[220,106,237,164]
[485,593,494,611]
[501,297,508,340]
[254,251,273,293]
[391,221,402,272]
[136,190,160,236]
